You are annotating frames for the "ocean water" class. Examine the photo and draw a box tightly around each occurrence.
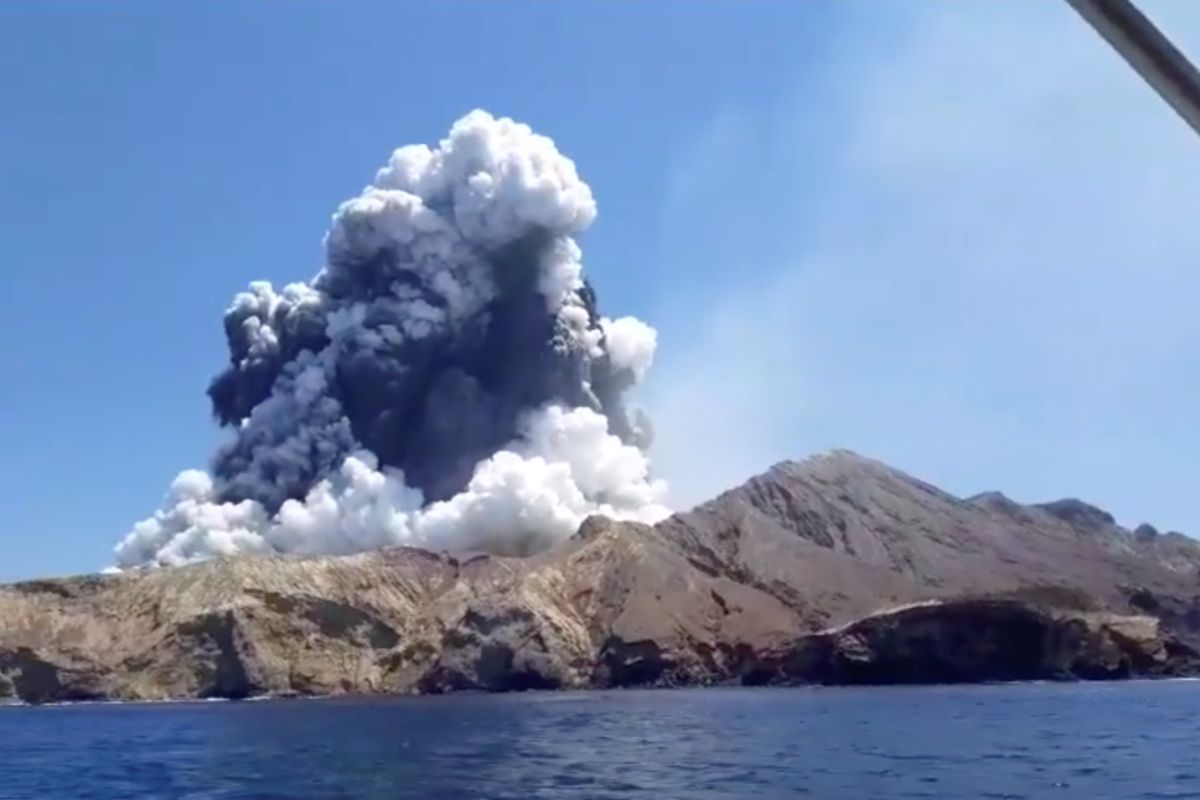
[3,682,1199,799]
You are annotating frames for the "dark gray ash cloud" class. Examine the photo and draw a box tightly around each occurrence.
[116,110,665,569]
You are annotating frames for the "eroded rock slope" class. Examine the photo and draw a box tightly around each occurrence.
[3,451,1198,703]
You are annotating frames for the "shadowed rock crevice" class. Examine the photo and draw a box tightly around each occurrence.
[595,638,671,687]
[0,648,106,704]
[175,611,258,700]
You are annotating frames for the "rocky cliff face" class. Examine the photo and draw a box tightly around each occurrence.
[3,451,1198,703]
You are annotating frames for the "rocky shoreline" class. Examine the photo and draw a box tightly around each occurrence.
[5,451,1200,705]
[4,589,1194,705]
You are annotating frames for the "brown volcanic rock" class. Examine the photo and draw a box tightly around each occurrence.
[751,600,1198,686]
[657,451,1200,646]
[2,451,1199,703]
[0,517,801,702]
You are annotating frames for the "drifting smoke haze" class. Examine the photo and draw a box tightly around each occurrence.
[115,110,668,569]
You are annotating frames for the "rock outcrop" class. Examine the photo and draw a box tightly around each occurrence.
[3,451,1199,703]
[752,600,1197,686]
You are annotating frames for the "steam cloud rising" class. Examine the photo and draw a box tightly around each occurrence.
[116,110,668,568]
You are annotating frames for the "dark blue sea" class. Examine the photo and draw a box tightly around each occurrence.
[3,681,1199,799]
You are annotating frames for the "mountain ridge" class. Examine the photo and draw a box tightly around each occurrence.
[3,450,1199,703]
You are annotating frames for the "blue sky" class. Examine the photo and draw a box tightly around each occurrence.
[2,1,1197,580]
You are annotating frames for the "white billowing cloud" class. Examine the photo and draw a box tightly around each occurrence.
[517,404,666,514]
[270,452,424,557]
[114,404,667,568]
[115,470,271,568]
[601,316,658,381]
[374,109,597,248]
[410,405,667,556]
[411,452,586,557]
[649,1,1200,527]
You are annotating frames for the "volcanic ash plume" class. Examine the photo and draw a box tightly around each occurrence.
[115,110,668,569]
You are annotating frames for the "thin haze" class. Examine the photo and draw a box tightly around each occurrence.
[1,1,1197,579]
[649,0,1200,533]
